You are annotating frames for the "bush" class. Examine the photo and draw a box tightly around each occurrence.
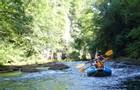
[69,51,80,60]
[126,27,140,58]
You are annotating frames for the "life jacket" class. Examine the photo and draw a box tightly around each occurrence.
[97,55,104,61]
[95,61,104,68]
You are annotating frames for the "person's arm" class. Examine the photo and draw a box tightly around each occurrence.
[102,57,112,63]
[101,55,106,62]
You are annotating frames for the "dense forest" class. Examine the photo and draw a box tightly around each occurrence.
[0,0,140,65]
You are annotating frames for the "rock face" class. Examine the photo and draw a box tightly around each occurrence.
[0,62,69,73]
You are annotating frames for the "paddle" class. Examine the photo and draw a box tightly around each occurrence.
[76,50,113,72]
[76,63,92,72]
[76,63,85,68]
[76,60,96,72]
[105,49,113,57]
[104,50,113,60]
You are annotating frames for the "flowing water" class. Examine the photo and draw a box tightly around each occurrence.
[0,61,140,90]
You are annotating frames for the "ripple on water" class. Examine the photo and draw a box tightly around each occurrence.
[0,61,140,90]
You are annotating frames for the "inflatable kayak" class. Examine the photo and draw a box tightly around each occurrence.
[86,66,112,77]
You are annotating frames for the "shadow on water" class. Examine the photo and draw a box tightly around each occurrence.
[0,61,140,90]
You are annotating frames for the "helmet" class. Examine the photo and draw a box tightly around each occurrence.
[97,50,102,55]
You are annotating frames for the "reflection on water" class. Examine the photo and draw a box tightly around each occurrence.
[0,77,68,90]
[0,71,22,78]
[0,61,140,90]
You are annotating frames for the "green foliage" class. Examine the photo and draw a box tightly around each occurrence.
[69,51,80,60]
[71,0,140,59]
[0,0,32,64]
[0,42,24,64]
[70,0,140,59]
[126,27,140,58]
[90,0,140,58]
[70,0,96,58]
[0,0,73,64]
[0,0,140,65]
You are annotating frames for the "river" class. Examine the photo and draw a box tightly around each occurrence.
[0,61,140,90]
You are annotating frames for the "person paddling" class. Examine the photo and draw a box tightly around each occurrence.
[84,50,105,68]
[77,49,113,73]
[94,50,107,69]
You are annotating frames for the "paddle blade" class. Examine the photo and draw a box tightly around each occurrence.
[76,63,85,68]
[79,67,85,72]
[105,50,113,56]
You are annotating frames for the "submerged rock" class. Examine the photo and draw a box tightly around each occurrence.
[47,62,69,70]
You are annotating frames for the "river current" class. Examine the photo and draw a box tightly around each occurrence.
[0,61,140,90]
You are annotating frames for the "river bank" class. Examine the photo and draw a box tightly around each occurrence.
[0,62,69,73]
[0,57,140,73]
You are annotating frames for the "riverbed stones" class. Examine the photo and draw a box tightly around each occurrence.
[0,62,69,73]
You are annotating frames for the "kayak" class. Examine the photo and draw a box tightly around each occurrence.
[86,66,112,77]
